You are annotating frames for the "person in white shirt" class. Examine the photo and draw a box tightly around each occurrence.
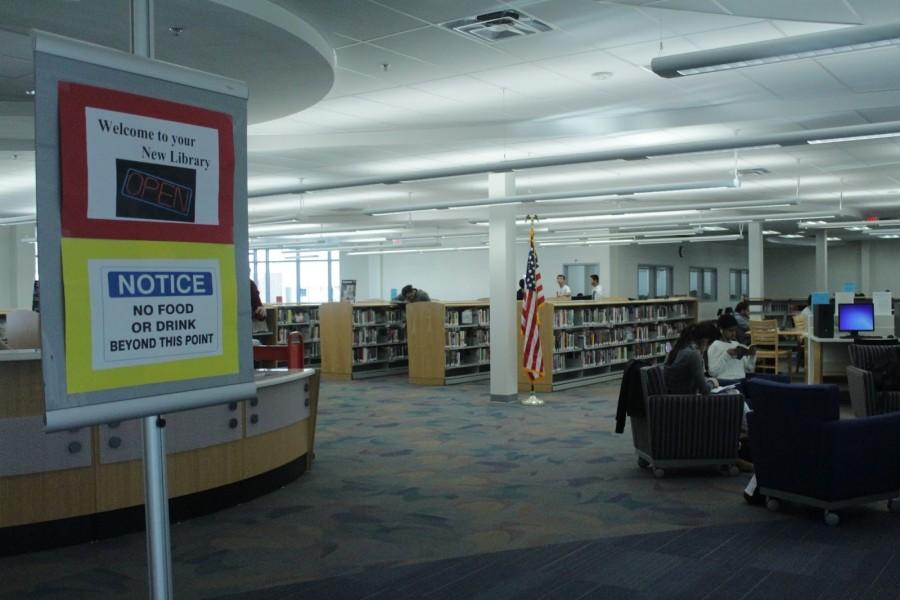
[590,274,603,300]
[708,313,757,382]
[555,274,571,297]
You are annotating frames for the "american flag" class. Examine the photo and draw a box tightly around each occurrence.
[521,225,545,380]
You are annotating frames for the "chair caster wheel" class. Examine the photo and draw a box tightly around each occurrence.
[766,498,780,512]
[889,499,900,513]
[653,468,665,479]
[824,511,840,526]
[637,457,650,469]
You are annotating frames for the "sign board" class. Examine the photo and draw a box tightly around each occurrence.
[340,279,357,302]
[35,33,255,430]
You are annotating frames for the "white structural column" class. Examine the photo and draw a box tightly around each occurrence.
[861,240,871,294]
[488,172,518,402]
[747,221,764,299]
[815,230,829,290]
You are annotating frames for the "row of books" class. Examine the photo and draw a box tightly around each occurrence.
[276,306,318,324]
[445,348,490,368]
[552,342,670,372]
[445,308,490,327]
[275,326,320,344]
[446,329,491,348]
[553,303,693,328]
[352,308,405,325]
[353,329,406,345]
[352,346,408,364]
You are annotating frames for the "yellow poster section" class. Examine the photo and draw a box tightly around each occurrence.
[61,237,239,393]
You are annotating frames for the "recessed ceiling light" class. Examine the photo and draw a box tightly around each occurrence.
[780,234,805,239]
[168,26,184,36]
[24,89,35,96]
[591,71,614,80]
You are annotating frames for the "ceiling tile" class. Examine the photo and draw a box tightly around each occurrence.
[741,61,849,101]
[328,67,397,98]
[684,21,787,49]
[0,57,31,79]
[372,26,520,72]
[817,48,900,93]
[336,43,448,85]
[370,0,510,24]
[716,0,860,23]
[469,63,589,97]
[270,0,425,44]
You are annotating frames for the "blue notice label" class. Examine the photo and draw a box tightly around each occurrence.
[107,271,213,298]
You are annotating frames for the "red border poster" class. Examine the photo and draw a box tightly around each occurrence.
[58,81,234,243]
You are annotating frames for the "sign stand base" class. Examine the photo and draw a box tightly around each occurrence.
[142,415,173,599]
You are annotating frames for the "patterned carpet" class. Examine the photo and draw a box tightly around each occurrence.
[1,376,895,598]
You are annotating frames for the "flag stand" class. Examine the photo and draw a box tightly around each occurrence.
[522,382,544,405]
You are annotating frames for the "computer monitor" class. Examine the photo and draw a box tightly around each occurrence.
[838,303,875,336]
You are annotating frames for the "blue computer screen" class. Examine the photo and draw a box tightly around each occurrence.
[838,303,875,332]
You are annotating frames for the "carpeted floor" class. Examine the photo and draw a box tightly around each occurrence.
[1,376,893,598]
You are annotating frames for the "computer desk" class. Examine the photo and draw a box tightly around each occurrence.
[806,334,853,384]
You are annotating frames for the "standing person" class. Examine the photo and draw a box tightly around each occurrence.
[708,313,757,386]
[249,279,267,334]
[590,274,603,300]
[733,301,752,344]
[664,321,721,395]
[516,278,526,300]
[555,274,571,298]
[394,284,430,303]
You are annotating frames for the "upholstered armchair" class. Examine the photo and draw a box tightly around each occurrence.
[631,365,744,478]
[846,344,900,417]
[747,378,900,525]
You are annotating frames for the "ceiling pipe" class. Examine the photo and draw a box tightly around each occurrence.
[651,21,900,78]
[248,120,900,197]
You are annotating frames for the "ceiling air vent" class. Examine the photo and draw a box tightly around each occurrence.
[443,10,553,43]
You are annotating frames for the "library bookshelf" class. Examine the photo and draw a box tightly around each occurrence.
[518,297,698,393]
[407,301,490,385]
[319,302,408,380]
[260,304,321,366]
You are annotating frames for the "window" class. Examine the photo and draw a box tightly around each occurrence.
[689,267,717,301]
[730,268,749,301]
[248,248,340,304]
[637,264,673,298]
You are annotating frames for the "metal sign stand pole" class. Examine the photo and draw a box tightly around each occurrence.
[142,415,173,599]
[130,2,172,597]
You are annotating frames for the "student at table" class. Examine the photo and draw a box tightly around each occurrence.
[394,284,430,303]
[590,274,603,300]
[555,274,571,298]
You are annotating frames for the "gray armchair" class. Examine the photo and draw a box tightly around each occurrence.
[847,344,900,417]
[631,365,744,478]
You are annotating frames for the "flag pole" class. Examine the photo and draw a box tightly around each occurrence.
[522,214,544,406]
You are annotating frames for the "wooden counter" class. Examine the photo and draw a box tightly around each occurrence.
[0,351,319,552]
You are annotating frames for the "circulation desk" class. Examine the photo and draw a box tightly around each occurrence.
[0,349,319,555]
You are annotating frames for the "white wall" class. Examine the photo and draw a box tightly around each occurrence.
[0,224,36,309]
[610,241,749,320]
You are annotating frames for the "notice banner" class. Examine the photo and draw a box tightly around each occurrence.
[61,238,238,394]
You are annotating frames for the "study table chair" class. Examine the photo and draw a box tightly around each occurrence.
[750,319,792,374]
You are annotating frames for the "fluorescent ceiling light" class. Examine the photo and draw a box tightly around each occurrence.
[275,229,401,240]
[530,209,699,225]
[699,225,728,232]
[0,216,36,226]
[637,234,742,245]
[827,237,842,241]
[780,234,805,239]
[864,228,900,235]
[248,222,331,234]
[799,219,900,230]
[367,179,737,216]
[807,132,900,145]
[762,230,780,235]
[879,234,900,239]
[347,245,487,256]
[845,226,871,231]
[642,229,696,238]
[764,214,835,223]
[650,21,900,78]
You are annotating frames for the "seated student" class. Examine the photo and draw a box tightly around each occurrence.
[733,301,751,345]
[664,321,721,395]
[708,313,757,387]
[394,284,430,303]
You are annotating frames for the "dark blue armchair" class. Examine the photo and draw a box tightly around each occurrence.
[747,378,900,525]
